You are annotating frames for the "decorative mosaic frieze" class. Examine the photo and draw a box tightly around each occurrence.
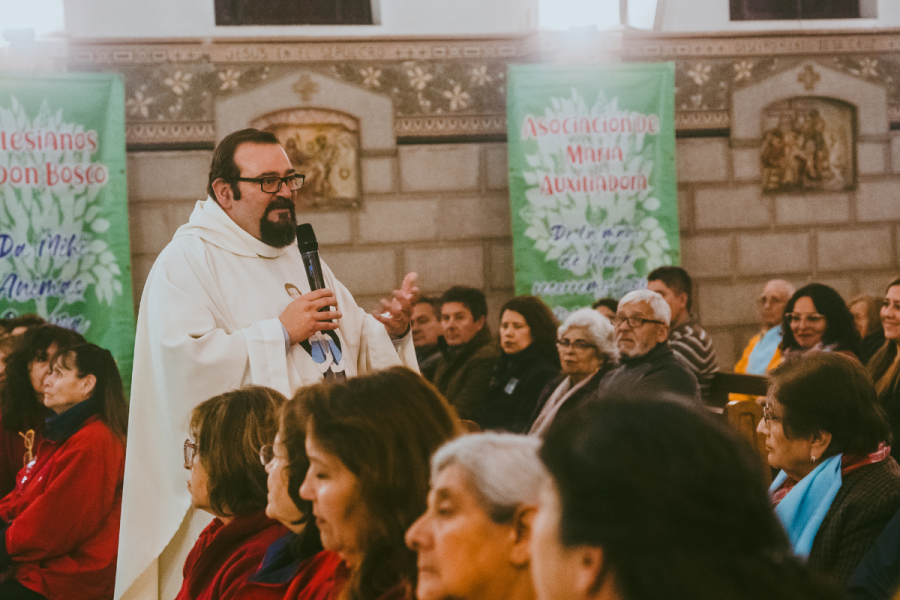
[624,33,900,125]
[70,38,523,144]
[69,31,900,147]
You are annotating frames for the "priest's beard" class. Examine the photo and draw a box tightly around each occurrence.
[260,199,297,248]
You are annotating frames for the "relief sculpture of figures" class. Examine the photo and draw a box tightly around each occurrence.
[252,107,362,209]
[761,98,854,193]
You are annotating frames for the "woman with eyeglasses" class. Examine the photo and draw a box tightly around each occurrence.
[533,393,845,600]
[177,386,287,600]
[780,283,859,361]
[867,277,900,462]
[479,296,560,433]
[231,386,338,600]
[757,352,900,585]
[0,343,126,600]
[527,308,618,436]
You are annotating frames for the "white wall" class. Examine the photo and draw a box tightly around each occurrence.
[63,0,537,39]
[659,0,898,32]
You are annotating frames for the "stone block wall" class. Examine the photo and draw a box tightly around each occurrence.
[129,133,900,372]
[127,142,516,327]
[119,32,900,374]
[678,134,900,370]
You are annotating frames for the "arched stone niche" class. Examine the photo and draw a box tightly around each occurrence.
[215,69,396,209]
[252,107,362,208]
[731,61,889,190]
[759,96,855,193]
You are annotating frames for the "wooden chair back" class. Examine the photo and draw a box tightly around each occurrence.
[724,399,771,485]
[707,372,769,409]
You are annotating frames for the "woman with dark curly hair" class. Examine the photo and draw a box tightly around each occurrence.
[298,367,460,600]
[780,283,859,360]
[479,296,560,433]
[0,325,84,497]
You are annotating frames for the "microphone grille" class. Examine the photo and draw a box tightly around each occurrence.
[296,223,318,251]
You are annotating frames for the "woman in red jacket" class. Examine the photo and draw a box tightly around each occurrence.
[0,325,85,497]
[0,343,127,600]
[177,386,289,600]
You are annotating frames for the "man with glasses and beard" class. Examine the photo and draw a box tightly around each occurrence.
[591,289,701,404]
[116,129,418,600]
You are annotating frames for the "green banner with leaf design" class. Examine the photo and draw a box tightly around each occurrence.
[507,63,679,321]
[0,72,134,390]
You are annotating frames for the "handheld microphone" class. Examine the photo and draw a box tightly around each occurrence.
[296,223,335,321]
[296,223,326,291]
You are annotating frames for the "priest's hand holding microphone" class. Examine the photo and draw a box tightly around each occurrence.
[278,223,419,345]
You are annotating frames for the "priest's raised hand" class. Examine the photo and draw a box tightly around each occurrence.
[374,272,420,338]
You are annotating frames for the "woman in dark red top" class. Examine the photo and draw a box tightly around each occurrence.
[177,386,289,600]
[0,325,84,498]
[231,385,338,600]
[0,343,127,600]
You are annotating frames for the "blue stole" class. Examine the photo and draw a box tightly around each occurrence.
[747,325,782,375]
[770,454,843,558]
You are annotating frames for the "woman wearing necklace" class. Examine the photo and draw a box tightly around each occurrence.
[0,343,127,600]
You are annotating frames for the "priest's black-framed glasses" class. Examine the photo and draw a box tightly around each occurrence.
[233,174,305,193]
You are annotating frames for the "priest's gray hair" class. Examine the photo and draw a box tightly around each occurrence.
[431,432,547,524]
[619,289,672,325]
[559,307,619,361]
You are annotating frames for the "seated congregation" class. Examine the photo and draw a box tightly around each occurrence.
[3,268,900,599]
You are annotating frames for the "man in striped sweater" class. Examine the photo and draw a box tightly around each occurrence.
[648,266,719,404]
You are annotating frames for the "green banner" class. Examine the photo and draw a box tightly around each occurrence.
[507,63,679,320]
[0,72,134,389]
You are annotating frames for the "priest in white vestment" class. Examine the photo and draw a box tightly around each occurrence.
[115,129,418,600]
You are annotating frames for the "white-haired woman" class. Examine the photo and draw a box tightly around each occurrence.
[405,432,545,600]
[526,308,618,436]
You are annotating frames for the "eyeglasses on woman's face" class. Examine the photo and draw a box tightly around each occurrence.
[183,439,197,470]
[556,338,596,351]
[762,403,782,424]
[785,312,826,325]
[259,444,275,467]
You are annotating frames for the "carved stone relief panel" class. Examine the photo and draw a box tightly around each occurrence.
[761,97,855,193]
[253,108,362,209]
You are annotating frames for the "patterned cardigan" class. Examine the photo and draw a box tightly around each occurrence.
[808,457,900,585]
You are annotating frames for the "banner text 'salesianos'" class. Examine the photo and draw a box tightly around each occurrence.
[0,74,135,390]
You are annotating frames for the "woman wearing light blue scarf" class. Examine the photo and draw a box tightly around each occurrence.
[758,352,900,585]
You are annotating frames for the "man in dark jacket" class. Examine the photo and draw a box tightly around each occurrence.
[592,289,700,404]
[432,286,500,421]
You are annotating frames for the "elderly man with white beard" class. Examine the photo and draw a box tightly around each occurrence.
[590,289,700,404]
